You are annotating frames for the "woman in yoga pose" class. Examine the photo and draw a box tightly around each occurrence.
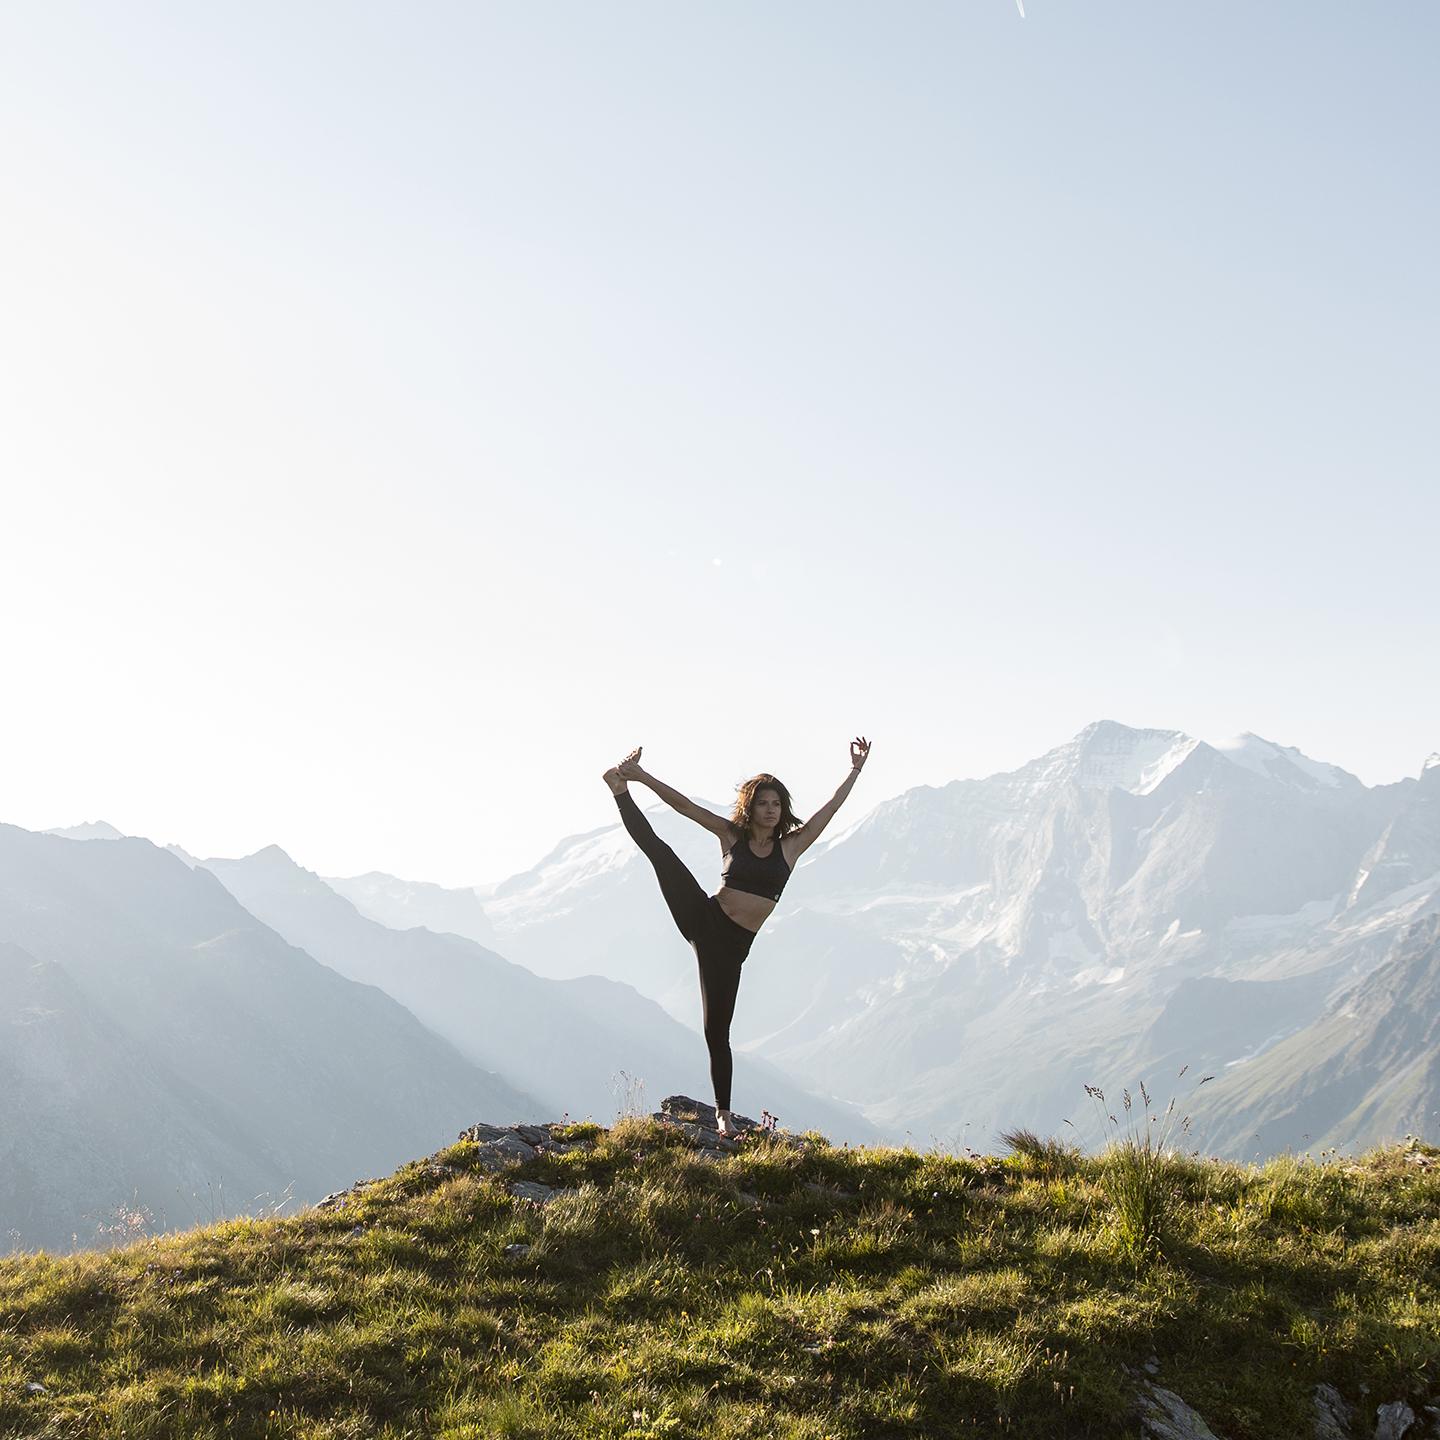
[602,738,871,1137]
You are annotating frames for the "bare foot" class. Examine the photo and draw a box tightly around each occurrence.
[604,746,643,795]
[716,1108,737,1138]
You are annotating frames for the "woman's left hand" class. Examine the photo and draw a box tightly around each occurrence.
[850,736,871,770]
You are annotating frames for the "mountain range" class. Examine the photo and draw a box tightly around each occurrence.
[326,722,1438,1156]
[0,824,537,1253]
[12,719,1437,1250]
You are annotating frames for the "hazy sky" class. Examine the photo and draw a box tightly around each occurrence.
[2,3,1435,886]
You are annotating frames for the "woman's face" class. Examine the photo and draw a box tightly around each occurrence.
[754,788,783,830]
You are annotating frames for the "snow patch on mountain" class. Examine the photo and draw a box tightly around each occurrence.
[1223,895,1340,934]
[1071,964,1126,989]
[1424,752,1440,775]
[1213,733,1356,790]
[1007,721,1201,799]
[485,820,652,929]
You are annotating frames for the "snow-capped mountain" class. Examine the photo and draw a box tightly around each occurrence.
[471,799,742,1018]
[322,870,498,948]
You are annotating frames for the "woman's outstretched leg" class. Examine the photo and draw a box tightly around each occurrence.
[606,769,708,944]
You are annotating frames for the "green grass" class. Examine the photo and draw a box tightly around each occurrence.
[2,1120,1436,1439]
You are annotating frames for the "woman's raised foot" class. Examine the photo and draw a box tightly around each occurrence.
[604,746,643,795]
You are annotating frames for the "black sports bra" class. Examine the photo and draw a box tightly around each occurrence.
[720,833,792,902]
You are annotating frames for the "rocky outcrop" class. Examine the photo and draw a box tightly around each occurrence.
[310,1096,809,1216]
[1374,1400,1416,1440]
[1131,1377,1224,1440]
[1313,1383,1354,1439]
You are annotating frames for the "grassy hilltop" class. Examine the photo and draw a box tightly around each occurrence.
[1,1102,1436,1440]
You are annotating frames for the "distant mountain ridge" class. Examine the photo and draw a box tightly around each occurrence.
[0,824,542,1253]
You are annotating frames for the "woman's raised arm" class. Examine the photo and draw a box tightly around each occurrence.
[788,736,871,858]
[618,750,734,839]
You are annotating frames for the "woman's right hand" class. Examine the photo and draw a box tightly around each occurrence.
[616,747,646,782]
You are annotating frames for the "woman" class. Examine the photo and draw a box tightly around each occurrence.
[602,737,872,1137]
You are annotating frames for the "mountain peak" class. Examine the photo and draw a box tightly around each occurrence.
[1423,752,1440,776]
[1074,718,1151,746]
[1212,733,1358,790]
[1007,722,1199,797]
[43,820,127,842]
[237,843,303,873]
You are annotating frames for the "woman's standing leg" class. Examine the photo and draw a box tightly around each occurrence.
[696,941,744,1113]
[612,789,709,943]
[693,902,755,1122]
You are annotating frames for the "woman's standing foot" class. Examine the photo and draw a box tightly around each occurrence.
[716,1107,736,1138]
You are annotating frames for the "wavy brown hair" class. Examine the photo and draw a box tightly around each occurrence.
[729,774,805,841]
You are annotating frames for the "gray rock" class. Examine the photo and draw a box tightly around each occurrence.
[1138,1382,1225,1440]
[659,1094,720,1125]
[25,1381,47,1394]
[470,1133,537,1172]
[459,1122,513,1144]
[503,1242,532,1258]
[511,1124,552,1147]
[1144,1355,1161,1375]
[1313,1383,1353,1440]
[659,1094,759,1133]
[663,1119,739,1152]
[509,1180,573,1206]
[1375,1402,1415,1440]
[314,1177,380,1210]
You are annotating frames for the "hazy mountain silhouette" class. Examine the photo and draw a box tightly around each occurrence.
[0,824,541,1252]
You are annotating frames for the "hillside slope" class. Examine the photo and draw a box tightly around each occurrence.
[1198,913,1440,1158]
[2,1101,1435,1439]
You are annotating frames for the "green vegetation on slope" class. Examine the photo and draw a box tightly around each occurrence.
[1,1119,1436,1439]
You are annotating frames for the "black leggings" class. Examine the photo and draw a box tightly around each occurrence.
[614,790,755,1111]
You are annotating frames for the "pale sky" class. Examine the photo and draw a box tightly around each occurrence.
[2,3,1435,887]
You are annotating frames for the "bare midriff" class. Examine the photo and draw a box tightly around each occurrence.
[714,834,794,933]
[714,886,776,933]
